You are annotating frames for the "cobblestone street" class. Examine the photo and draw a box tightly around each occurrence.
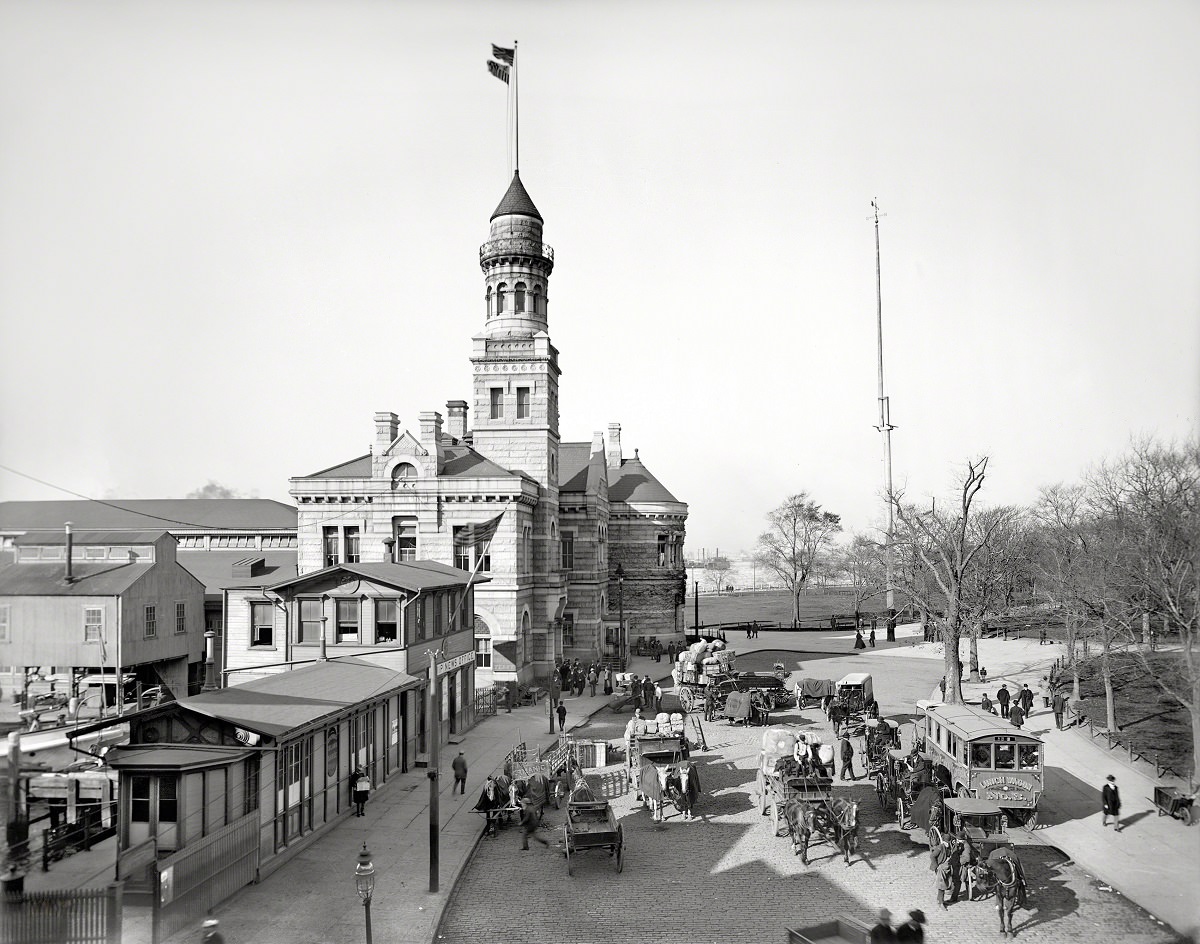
[439,648,1185,944]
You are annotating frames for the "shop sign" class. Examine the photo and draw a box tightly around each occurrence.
[437,652,473,676]
[975,774,1035,804]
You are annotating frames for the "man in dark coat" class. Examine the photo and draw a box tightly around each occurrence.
[868,909,896,944]
[839,735,856,781]
[1102,774,1122,830]
[1009,702,1025,729]
[704,685,716,722]
[555,701,567,733]
[519,797,548,851]
[1019,683,1035,716]
[895,910,925,944]
[1052,690,1067,729]
[996,684,1011,719]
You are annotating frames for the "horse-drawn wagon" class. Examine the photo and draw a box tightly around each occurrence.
[563,798,624,875]
[637,747,701,822]
[928,797,1016,858]
[861,718,901,780]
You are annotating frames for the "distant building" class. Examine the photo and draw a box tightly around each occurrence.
[0,529,205,704]
[289,173,687,687]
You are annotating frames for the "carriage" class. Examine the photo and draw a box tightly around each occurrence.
[731,672,793,710]
[928,797,1016,859]
[875,747,933,816]
[835,673,874,713]
[861,718,901,779]
[794,677,835,710]
[756,727,834,815]
[719,689,765,725]
[563,797,624,875]
[676,673,737,713]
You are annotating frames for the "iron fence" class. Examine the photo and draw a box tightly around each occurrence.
[1,884,121,944]
[474,683,501,717]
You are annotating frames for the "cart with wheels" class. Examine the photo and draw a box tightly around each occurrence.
[1152,785,1195,825]
[563,798,624,876]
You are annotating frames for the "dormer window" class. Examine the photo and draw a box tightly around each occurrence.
[514,281,526,312]
[391,463,417,488]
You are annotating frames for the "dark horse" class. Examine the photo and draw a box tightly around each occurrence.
[782,796,859,865]
[977,849,1027,937]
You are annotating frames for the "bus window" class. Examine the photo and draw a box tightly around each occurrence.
[1018,745,1039,770]
[971,743,992,768]
[994,743,1016,770]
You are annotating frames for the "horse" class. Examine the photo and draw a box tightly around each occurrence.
[472,777,508,837]
[782,796,859,865]
[982,851,1027,937]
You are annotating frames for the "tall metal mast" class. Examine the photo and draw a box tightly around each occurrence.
[872,199,896,636]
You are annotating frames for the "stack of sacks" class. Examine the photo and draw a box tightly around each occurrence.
[761,726,798,773]
[669,712,686,735]
[644,719,658,734]
[634,719,648,737]
[818,743,835,766]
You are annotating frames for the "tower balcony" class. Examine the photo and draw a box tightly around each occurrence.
[479,237,554,272]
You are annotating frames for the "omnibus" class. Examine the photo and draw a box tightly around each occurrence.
[918,702,1044,827]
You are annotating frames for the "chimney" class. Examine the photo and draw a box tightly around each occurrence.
[606,423,623,470]
[65,521,73,583]
[446,400,469,441]
[232,557,266,579]
[591,430,604,456]
[374,412,399,453]
[382,537,396,563]
[417,411,445,472]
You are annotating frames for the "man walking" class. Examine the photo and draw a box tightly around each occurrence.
[869,909,896,944]
[1052,689,1067,729]
[556,701,567,734]
[1102,774,1122,831]
[451,751,468,795]
[1019,683,1035,717]
[1009,701,1025,730]
[519,796,548,851]
[704,685,716,723]
[839,734,856,781]
[588,667,598,697]
[996,684,1011,719]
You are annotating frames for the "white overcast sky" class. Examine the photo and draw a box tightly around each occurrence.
[1,0,1197,557]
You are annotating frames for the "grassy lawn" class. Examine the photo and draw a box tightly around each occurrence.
[688,589,908,627]
[1069,652,1194,777]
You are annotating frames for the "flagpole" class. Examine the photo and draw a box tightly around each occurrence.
[450,539,490,631]
[514,40,519,173]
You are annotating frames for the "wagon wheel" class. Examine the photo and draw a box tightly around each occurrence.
[928,824,944,849]
[957,784,972,799]
[678,688,694,712]
[615,825,624,872]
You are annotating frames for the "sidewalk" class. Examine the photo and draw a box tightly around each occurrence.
[122,652,675,944]
[910,635,1200,941]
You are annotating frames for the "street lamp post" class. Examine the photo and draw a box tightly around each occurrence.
[202,629,217,691]
[616,565,625,669]
[354,842,375,944]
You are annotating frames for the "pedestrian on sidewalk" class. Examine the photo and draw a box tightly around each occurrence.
[869,627,876,648]
[1009,702,1025,729]
[938,676,946,699]
[1019,683,1034,716]
[353,768,372,817]
[556,701,567,733]
[1052,690,1066,729]
[935,856,955,911]
[452,751,468,795]
[839,734,856,781]
[1102,774,1123,830]
[588,667,598,697]
[980,692,995,714]
[604,667,613,696]
[654,681,663,713]
[996,684,1011,718]
[1039,676,1051,709]
[980,666,988,684]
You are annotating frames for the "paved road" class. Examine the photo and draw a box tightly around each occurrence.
[440,645,1184,944]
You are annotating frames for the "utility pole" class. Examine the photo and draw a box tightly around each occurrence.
[872,199,897,641]
[427,649,441,893]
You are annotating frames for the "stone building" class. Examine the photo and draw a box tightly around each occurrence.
[289,172,687,687]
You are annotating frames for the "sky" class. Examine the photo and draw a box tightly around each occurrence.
[1,0,1197,558]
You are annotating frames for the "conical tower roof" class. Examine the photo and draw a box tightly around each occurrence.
[490,171,542,222]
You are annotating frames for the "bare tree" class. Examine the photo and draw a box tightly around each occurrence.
[831,534,887,622]
[961,506,1026,682]
[701,556,732,595]
[890,458,1001,704]
[753,493,842,625]
[1086,438,1199,769]
[1030,484,1093,702]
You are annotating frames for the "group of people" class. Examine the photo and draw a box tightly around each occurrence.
[631,674,664,714]
[555,659,609,699]
[869,908,927,943]
[852,627,877,649]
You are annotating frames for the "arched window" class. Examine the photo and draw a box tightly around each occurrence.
[533,288,544,316]
[391,463,417,488]
[497,283,507,313]
[486,287,493,319]
[514,282,526,312]
[474,616,492,668]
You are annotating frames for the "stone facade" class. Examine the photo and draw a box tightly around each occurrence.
[289,173,687,686]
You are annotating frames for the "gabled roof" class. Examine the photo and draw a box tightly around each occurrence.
[14,529,168,546]
[609,455,681,504]
[558,443,592,493]
[0,561,154,596]
[178,550,299,594]
[300,444,517,481]
[490,171,542,221]
[268,560,485,593]
[0,499,296,532]
[174,658,421,738]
